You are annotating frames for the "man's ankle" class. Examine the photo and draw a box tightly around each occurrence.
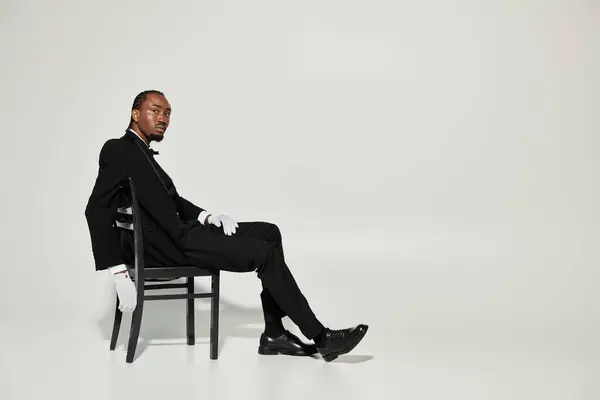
[313,328,328,347]
[264,322,285,338]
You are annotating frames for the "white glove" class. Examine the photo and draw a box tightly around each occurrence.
[207,214,238,236]
[113,270,137,312]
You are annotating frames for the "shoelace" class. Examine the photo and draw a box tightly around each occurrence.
[328,329,347,339]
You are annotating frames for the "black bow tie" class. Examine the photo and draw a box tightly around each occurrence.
[149,148,159,155]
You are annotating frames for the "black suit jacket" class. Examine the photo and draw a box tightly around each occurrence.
[84,129,204,271]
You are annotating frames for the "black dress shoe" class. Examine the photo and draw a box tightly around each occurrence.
[258,330,318,356]
[317,324,369,362]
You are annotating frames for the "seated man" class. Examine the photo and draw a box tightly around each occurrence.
[84,90,368,362]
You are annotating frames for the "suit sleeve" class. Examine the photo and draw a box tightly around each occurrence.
[84,140,128,271]
[175,194,205,221]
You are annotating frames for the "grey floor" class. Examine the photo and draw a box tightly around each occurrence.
[1,255,597,400]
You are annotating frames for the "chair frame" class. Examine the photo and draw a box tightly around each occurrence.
[109,177,220,363]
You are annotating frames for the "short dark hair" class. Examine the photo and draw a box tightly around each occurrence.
[128,90,165,126]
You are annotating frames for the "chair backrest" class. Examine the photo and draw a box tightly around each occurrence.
[116,177,146,284]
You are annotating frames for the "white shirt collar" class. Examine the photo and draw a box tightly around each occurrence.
[128,128,149,147]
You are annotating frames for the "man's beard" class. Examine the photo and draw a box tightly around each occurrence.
[147,133,164,143]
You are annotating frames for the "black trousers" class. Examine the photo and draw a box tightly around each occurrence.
[182,220,324,339]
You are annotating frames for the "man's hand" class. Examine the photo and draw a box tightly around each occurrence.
[113,271,137,312]
[207,214,238,236]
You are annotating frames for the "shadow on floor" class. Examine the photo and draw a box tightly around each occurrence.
[97,279,264,361]
[330,355,374,364]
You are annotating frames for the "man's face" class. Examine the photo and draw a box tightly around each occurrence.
[132,93,171,143]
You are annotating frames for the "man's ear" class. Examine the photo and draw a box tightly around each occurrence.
[131,109,139,123]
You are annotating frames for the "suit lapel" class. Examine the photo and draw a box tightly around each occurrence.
[125,130,172,197]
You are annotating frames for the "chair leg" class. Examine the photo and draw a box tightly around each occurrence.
[110,295,123,350]
[187,277,195,345]
[210,273,220,360]
[125,299,144,363]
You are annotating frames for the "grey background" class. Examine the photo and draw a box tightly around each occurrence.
[0,1,598,398]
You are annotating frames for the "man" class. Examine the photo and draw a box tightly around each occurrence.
[84,90,368,362]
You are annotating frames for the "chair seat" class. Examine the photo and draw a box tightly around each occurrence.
[126,265,217,280]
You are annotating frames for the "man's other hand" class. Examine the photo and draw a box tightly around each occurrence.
[113,271,137,312]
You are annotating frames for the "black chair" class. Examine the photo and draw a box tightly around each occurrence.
[110,177,220,363]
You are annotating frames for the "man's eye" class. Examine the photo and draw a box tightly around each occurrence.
[153,110,159,113]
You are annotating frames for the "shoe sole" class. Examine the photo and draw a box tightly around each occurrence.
[321,326,369,362]
[258,347,318,356]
